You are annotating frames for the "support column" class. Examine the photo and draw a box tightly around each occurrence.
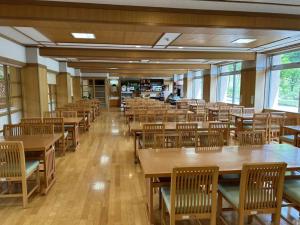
[203,69,211,102]
[72,69,81,102]
[57,62,72,107]
[21,48,48,117]
[183,73,188,98]
[209,65,218,102]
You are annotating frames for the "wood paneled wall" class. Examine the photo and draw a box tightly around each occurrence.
[57,72,72,107]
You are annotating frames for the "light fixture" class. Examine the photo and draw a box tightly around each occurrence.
[177,46,184,49]
[108,68,118,70]
[135,45,141,48]
[71,33,95,39]
[232,39,256,44]
[140,59,150,63]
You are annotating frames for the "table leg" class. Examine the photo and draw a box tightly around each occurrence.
[146,178,154,224]
[134,132,137,163]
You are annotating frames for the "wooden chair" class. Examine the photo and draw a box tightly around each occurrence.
[196,131,224,151]
[142,124,165,149]
[269,112,286,142]
[21,118,43,124]
[43,111,60,118]
[218,162,287,225]
[209,121,230,145]
[61,111,77,118]
[175,110,187,122]
[188,112,206,122]
[176,123,198,147]
[43,118,68,155]
[279,115,300,146]
[217,109,230,122]
[252,113,270,142]
[3,124,24,137]
[154,133,179,148]
[282,178,300,223]
[0,141,40,208]
[237,131,266,146]
[27,124,54,135]
[165,111,177,122]
[243,108,255,114]
[161,166,219,225]
[176,101,189,110]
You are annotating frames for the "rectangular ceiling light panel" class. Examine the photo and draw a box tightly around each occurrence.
[154,33,181,48]
[71,33,95,39]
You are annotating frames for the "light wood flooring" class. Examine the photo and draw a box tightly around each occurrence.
[0,109,299,225]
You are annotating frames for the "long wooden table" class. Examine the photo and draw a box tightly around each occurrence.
[284,125,300,147]
[0,134,62,194]
[64,117,82,150]
[130,121,235,162]
[138,144,300,224]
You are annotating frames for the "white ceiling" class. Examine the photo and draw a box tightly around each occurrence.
[40,0,300,15]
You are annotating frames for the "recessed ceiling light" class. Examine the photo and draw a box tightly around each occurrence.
[177,46,184,49]
[135,45,141,48]
[232,39,256,44]
[129,61,133,63]
[141,59,150,63]
[108,68,118,70]
[71,33,95,39]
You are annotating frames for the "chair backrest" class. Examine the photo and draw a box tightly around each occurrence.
[3,124,24,137]
[230,107,243,115]
[243,108,255,115]
[176,101,189,110]
[43,117,64,134]
[218,109,230,121]
[0,141,25,179]
[27,124,54,135]
[196,131,224,151]
[170,167,219,217]
[237,131,266,146]
[61,111,77,118]
[142,124,165,148]
[188,112,206,122]
[209,121,230,144]
[21,118,43,124]
[253,113,269,131]
[176,123,198,147]
[44,111,60,118]
[239,162,286,211]
[175,111,188,122]
[154,133,179,148]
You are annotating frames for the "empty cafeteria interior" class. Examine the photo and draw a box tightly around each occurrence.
[1,1,300,225]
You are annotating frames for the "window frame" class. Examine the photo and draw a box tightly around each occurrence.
[265,50,300,113]
[217,62,241,104]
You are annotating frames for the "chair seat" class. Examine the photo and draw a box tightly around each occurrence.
[221,174,240,180]
[284,179,300,204]
[218,184,240,208]
[243,125,253,130]
[243,120,253,125]
[25,161,40,176]
[161,187,212,213]
[280,135,295,143]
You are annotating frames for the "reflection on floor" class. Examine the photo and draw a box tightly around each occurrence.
[0,109,299,225]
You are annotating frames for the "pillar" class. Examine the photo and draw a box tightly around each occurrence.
[57,62,72,107]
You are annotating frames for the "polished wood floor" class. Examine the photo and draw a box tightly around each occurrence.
[0,109,299,225]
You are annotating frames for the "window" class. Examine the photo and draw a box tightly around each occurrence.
[217,62,241,104]
[266,50,300,112]
[192,70,203,99]
[48,84,57,112]
[0,64,23,132]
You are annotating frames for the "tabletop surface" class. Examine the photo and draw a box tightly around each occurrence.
[125,110,194,116]
[284,125,300,132]
[138,144,300,177]
[130,121,235,132]
[0,134,62,151]
[231,113,254,119]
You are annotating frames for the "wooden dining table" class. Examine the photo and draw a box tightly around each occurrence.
[231,113,254,132]
[138,144,300,224]
[0,134,62,194]
[130,121,236,163]
[64,117,83,150]
[284,125,300,147]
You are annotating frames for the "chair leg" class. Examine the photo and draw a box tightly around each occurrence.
[238,210,244,225]
[272,211,281,225]
[161,196,166,225]
[247,215,253,224]
[21,178,28,208]
[36,168,40,193]
[217,191,223,225]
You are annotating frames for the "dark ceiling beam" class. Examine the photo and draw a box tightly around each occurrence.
[40,48,255,60]
[0,1,300,31]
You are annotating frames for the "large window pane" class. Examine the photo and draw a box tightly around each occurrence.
[11,111,22,124]
[233,74,241,104]
[0,115,8,131]
[268,68,300,112]
[272,50,300,66]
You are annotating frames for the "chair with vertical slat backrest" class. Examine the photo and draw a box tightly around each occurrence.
[218,162,287,225]
[142,124,165,149]
[154,133,179,148]
[27,124,54,135]
[176,123,198,147]
[61,111,77,118]
[147,110,157,123]
[252,113,270,142]
[196,131,224,152]
[209,121,230,145]
[269,112,286,142]
[21,118,43,124]
[188,111,206,122]
[237,131,266,146]
[165,110,177,122]
[176,101,189,110]
[175,110,188,122]
[3,124,25,137]
[0,141,40,208]
[217,109,230,122]
[43,111,60,118]
[161,166,219,225]
[279,115,300,146]
[43,118,68,155]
